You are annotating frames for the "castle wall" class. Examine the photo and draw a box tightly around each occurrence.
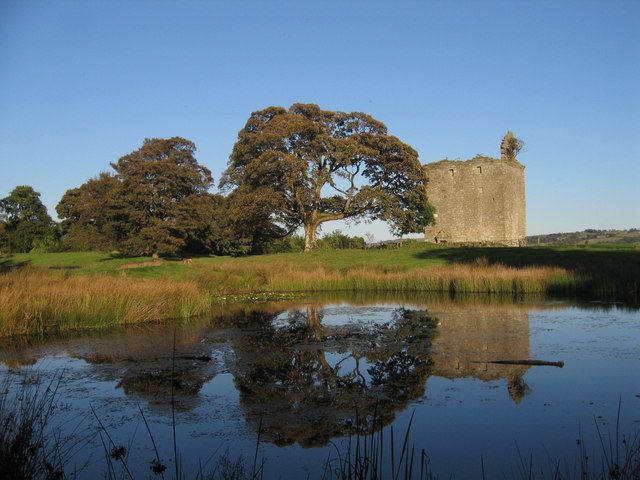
[423,157,526,246]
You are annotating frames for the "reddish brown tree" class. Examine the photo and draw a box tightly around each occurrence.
[221,104,433,251]
[57,137,220,256]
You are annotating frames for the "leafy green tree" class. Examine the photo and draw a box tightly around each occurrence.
[0,222,7,253]
[111,137,214,255]
[222,186,290,255]
[221,104,433,251]
[56,172,122,251]
[57,137,223,256]
[0,186,57,253]
[317,230,365,250]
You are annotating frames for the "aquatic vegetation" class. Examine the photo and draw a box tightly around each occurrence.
[0,372,85,480]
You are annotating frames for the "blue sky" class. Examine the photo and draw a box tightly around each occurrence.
[1,0,638,240]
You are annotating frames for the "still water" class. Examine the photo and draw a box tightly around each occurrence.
[1,294,639,479]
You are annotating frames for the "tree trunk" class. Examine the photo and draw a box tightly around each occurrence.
[304,222,318,252]
[306,307,326,340]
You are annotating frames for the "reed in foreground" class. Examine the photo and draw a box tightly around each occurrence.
[0,372,83,480]
[2,364,638,480]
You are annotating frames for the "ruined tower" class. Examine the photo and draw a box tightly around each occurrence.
[423,133,526,246]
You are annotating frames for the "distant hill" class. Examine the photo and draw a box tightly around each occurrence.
[527,229,640,246]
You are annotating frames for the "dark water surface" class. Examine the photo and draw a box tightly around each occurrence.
[1,295,639,479]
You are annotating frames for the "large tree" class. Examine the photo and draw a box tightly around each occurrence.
[56,172,122,251]
[111,137,214,255]
[221,104,433,251]
[0,186,57,253]
[57,137,222,256]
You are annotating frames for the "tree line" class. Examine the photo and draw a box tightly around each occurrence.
[1,104,433,256]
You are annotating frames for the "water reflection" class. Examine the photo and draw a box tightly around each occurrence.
[427,304,531,403]
[0,299,561,445]
[225,307,437,446]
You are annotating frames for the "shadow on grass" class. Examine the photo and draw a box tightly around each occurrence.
[0,258,31,272]
[413,246,640,302]
[1,258,80,272]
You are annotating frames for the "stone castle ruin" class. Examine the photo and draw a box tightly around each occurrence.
[423,132,526,246]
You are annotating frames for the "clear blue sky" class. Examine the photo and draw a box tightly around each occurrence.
[1,1,638,239]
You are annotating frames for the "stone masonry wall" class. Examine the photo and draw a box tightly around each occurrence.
[423,157,526,246]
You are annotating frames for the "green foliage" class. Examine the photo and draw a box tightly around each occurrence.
[111,137,214,255]
[263,231,366,253]
[0,185,58,253]
[219,187,290,255]
[56,138,233,257]
[263,235,306,254]
[221,104,433,251]
[57,172,121,251]
[316,230,366,250]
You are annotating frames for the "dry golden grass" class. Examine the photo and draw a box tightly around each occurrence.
[194,260,578,296]
[0,268,211,336]
[0,260,582,337]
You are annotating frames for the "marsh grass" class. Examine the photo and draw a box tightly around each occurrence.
[505,402,640,480]
[321,410,435,480]
[0,268,212,336]
[1,242,638,336]
[258,262,578,295]
[0,262,577,336]
[320,404,640,480]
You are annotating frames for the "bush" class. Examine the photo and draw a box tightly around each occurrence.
[263,235,305,254]
[317,230,366,250]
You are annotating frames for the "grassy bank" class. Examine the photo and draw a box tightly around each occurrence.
[1,242,638,336]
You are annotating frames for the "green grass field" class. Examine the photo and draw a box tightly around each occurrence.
[2,242,639,289]
[4,241,639,279]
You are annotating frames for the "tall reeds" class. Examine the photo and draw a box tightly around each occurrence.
[0,268,212,336]
[0,372,85,480]
[258,262,579,295]
[0,256,627,337]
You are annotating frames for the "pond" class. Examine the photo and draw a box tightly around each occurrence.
[1,294,639,479]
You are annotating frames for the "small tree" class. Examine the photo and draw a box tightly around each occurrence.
[221,104,433,251]
[0,186,57,253]
[500,131,524,160]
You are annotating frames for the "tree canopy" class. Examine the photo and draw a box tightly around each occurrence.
[221,104,433,251]
[0,186,57,253]
[56,172,122,251]
[57,137,225,256]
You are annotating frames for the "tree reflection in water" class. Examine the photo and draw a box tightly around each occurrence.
[0,301,535,446]
[227,307,438,447]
